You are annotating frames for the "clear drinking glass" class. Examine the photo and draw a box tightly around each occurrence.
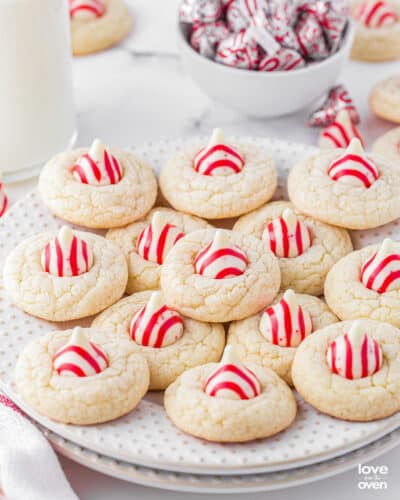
[0,0,77,181]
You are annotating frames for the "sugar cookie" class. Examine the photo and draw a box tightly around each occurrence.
[92,290,225,390]
[288,138,400,229]
[3,226,128,321]
[70,0,132,56]
[233,201,353,295]
[39,139,157,229]
[351,1,400,62]
[372,126,400,164]
[159,129,277,219]
[16,327,149,425]
[164,346,297,442]
[227,290,338,385]
[292,320,400,421]
[106,207,212,293]
[370,76,400,124]
[160,229,281,323]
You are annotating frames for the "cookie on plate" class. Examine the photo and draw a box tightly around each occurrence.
[70,0,132,56]
[351,1,400,62]
[159,128,277,219]
[325,239,400,328]
[39,138,157,229]
[288,138,400,230]
[227,290,338,385]
[370,76,400,124]
[292,320,400,421]
[92,290,225,390]
[106,207,212,293]
[160,228,281,323]
[165,346,297,442]
[233,201,353,295]
[16,327,149,425]
[372,126,400,164]
[3,226,128,321]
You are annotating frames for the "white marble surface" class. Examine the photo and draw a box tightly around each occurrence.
[2,0,400,498]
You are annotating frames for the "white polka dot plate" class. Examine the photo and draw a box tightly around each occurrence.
[0,137,399,476]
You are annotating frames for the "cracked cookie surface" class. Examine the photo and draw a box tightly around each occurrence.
[92,290,226,390]
[16,328,149,425]
[106,207,212,293]
[71,0,132,56]
[288,149,400,229]
[291,319,400,421]
[3,231,128,321]
[164,362,297,442]
[233,201,353,295]
[325,243,400,327]
[227,293,338,385]
[160,229,281,323]
[39,147,157,229]
[159,142,277,219]
[370,76,400,124]
[372,127,400,165]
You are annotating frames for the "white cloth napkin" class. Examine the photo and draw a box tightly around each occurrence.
[0,393,78,500]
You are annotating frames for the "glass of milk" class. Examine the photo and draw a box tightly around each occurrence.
[0,0,76,180]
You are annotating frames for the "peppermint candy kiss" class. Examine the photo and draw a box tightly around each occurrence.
[194,230,248,279]
[69,0,106,20]
[260,290,313,347]
[263,208,312,258]
[327,138,379,188]
[193,129,245,176]
[0,174,8,218]
[320,110,364,150]
[361,239,400,293]
[136,212,185,265]
[216,31,260,70]
[308,85,360,127]
[72,139,123,186]
[204,345,261,400]
[354,0,398,28]
[53,328,109,377]
[326,321,383,380]
[129,291,184,348]
[41,226,94,277]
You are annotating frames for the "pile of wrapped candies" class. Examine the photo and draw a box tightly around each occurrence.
[179,0,350,71]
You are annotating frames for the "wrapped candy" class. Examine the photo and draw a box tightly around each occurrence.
[191,21,230,58]
[216,30,260,69]
[179,0,222,24]
[226,0,269,32]
[267,1,301,51]
[295,12,330,60]
[308,84,360,127]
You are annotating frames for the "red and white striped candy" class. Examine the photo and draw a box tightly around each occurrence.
[259,48,305,71]
[226,0,269,32]
[326,321,382,380]
[361,239,400,293]
[194,230,248,279]
[354,0,398,28]
[136,212,185,265]
[327,138,379,188]
[129,291,184,348]
[72,139,122,186]
[260,290,313,347]
[194,129,245,176]
[0,178,8,218]
[263,208,312,258]
[320,110,364,150]
[53,328,109,377]
[204,345,261,400]
[41,226,93,277]
[216,30,260,69]
[69,0,105,20]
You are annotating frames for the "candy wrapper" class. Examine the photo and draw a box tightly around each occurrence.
[308,84,360,127]
[182,0,350,72]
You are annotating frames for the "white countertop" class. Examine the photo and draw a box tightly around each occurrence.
[3,0,400,498]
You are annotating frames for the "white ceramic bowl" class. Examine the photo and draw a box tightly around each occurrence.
[177,22,355,118]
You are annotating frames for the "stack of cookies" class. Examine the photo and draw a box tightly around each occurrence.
[4,131,400,442]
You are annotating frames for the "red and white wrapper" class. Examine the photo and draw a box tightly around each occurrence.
[180,0,223,24]
[191,21,230,58]
[308,84,360,127]
[226,0,269,32]
[0,178,8,218]
[216,30,260,69]
[267,2,301,52]
[69,0,105,20]
[361,239,400,293]
[295,12,330,60]
[259,46,305,70]
[326,321,382,380]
